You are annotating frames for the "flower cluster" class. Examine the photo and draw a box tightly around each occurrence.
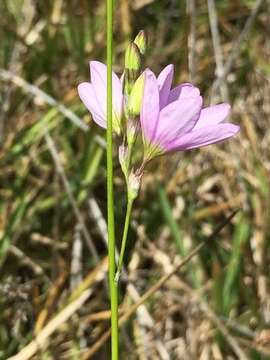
[78,31,239,198]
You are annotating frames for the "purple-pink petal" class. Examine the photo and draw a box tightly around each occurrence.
[168,83,200,103]
[166,123,240,152]
[193,103,231,130]
[157,64,174,109]
[78,82,106,128]
[140,69,160,143]
[154,96,203,147]
[89,61,123,121]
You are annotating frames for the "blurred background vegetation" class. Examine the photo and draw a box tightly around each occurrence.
[0,0,270,359]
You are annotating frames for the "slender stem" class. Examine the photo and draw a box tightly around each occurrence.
[115,198,134,281]
[106,0,119,359]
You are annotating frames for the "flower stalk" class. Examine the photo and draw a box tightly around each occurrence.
[115,198,134,282]
[115,170,141,281]
[106,0,119,358]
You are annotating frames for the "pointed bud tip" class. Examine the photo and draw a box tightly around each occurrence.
[134,30,147,55]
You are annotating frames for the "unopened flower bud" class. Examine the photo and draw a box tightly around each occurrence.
[127,73,145,118]
[134,30,147,55]
[125,43,141,72]
[124,43,141,96]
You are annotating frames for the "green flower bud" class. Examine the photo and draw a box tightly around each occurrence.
[125,43,141,72]
[134,30,147,55]
[124,43,141,96]
[127,73,145,118]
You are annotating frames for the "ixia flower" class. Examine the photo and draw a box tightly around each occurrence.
[78,61,123,135]
[141,65,240,161]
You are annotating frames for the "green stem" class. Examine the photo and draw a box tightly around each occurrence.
[115,198,134,281]
[106,0,118,359]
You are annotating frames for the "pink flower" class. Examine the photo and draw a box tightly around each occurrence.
[141,65,240,160]
[78,61,123,134]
